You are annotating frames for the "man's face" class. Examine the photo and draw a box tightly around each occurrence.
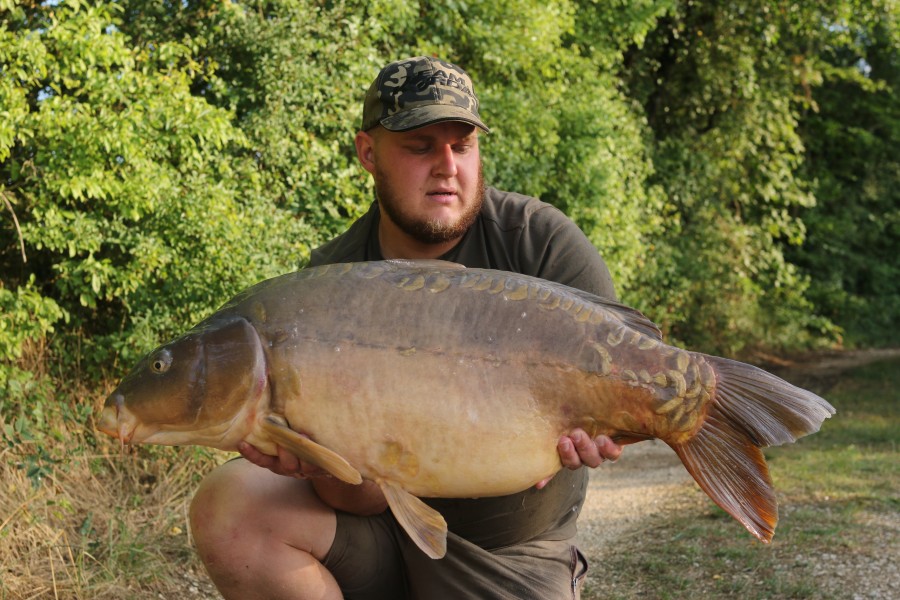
[359,122,484,245]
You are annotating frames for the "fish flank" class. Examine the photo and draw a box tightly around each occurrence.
[666,369,687,397]
[638,338,658,350]
[489,279,507,294]
[539,295,561,310]
[591,343,612,376]
[473,277,495,291]
[426,275,452,293]
[607,328,625,347]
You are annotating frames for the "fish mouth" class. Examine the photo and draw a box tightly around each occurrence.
[97,393,137,444]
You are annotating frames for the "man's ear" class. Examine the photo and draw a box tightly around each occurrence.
[355,130,376,175]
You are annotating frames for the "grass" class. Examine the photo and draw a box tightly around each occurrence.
[2,356,896,599]
[1,391,227,600]
[582,356,899,600]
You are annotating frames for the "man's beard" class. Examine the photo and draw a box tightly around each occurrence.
[375,164,485,245]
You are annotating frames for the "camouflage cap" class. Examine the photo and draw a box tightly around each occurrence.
[361,56,490,133]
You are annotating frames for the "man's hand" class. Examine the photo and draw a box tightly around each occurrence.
[237,441,331,480]
[238,440,388,515]
[535,429,623,490]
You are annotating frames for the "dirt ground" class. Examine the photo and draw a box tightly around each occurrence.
[576,348,900,600]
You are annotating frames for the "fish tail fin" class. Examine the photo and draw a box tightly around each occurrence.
[671,356,835,543]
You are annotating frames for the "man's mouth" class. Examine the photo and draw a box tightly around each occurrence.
[427,189,457,203]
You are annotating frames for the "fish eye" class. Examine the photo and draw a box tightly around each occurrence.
[151,349,173,374]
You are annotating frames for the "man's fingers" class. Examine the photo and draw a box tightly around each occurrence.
[238,442,305,478]
[276,445,303,477]
[535,474,555,490]
[556,430,625,471]
[238,441,273,468]
[594,434,623,462]
[570,429,603,468]
[557,436,579,469]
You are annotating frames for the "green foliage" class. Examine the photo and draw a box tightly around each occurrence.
[621,0,854,353]
[1,0,897,413]
[0,277,66,459]
[790,3,900,346]
[0,0,308,483]
[0,276,66,364]
[1,0,308,379]
[113,0,664,293]
[117,0,398,245]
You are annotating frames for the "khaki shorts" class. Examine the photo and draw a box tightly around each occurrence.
[322,510,588,600]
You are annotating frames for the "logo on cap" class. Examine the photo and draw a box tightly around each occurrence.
[362,57,490,133]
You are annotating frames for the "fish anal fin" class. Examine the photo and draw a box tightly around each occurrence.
[378,479,448,559]
[672,414,777,543]
[260,416,362,485]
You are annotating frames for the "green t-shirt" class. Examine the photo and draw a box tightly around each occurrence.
[310,186,617,549]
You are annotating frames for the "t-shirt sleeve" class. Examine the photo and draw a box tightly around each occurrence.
[519,204,618,301]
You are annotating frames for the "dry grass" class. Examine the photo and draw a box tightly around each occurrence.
[0,433,223,599]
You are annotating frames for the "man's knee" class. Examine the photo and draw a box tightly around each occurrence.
[189,460,265,572]
[189,459,336,567]
[189,460,342,599]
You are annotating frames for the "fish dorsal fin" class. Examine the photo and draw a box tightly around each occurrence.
[381,260,661,340]
[260,416,362,485]
[566,287,663,340]
[378,479,448,559]
[384,258,467,271]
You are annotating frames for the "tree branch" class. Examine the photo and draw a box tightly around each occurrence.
[2,190,27,263]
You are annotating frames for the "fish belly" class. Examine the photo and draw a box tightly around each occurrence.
[276,344,571,498]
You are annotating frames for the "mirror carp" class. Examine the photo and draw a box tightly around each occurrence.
[98,259,835,559]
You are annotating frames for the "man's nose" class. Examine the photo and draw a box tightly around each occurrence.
[432,144,458,178]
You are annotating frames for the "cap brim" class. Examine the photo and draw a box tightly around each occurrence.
[380,104,490,133]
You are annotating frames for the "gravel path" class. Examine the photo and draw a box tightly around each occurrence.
[576,439,692,553]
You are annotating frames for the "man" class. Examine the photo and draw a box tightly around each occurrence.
[190,56,623,600]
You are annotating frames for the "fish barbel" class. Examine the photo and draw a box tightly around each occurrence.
[97,260,835,558]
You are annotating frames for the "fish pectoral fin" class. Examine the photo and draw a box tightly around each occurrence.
[260,416,362,485]
[378,479,447,560]
[609,432,654,445]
